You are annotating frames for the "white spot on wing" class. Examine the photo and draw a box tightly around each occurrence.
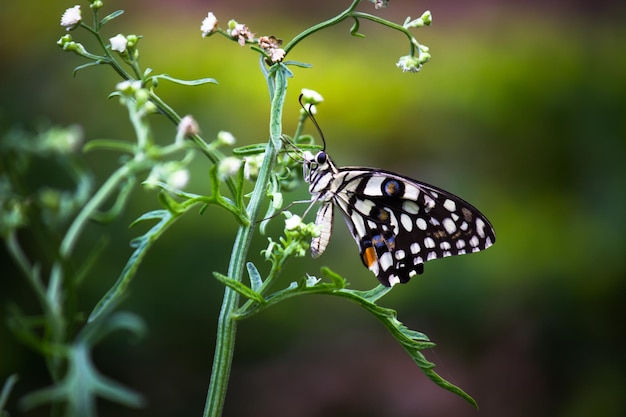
[400,214,413,232]
[388,275,401,286]
[476,218,486,238]
[416,218,427,230]
[424,237,435,248]
[410,242,420,254]
[443,217,457,234]
[379,252,394,271]
[443,199,457,212]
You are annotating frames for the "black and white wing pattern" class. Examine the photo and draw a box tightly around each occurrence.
[303,151,496,287]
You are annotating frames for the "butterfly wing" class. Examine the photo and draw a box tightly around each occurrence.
[331,168,496,287]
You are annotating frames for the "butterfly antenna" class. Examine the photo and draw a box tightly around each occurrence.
[298,94,326,152]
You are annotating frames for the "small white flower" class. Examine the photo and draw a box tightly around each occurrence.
[116,80,142,93]
[217,131,236,146]
[218,157,242,179]
[145,164,190,190]
[300,88,324,105]
[285,214,303,231]
[167,169,190,189]
[201,12,218,37]
[60,5,82,31]
[110,34,128,53]
[243,154,264,180]
[396,55,422,73]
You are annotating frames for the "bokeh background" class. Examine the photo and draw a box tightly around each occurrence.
[1,0,625,416]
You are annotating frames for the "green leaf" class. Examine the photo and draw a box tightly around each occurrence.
[73,61,106,77]
[233,142,321,156]
[149,74,218,86]
[83,139,136,154]
[213,272,264,304]
[89,210,179,322]
[99,10,124,26]
[246,262,263,292]
[283,60,313,68]
[0,374,19,414]
[20,343,144,416]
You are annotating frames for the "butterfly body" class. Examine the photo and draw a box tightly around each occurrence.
[303,150,496,287]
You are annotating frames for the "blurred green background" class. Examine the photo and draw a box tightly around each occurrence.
[1,1,625,416]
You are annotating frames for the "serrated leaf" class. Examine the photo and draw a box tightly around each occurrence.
[213,272,264,304]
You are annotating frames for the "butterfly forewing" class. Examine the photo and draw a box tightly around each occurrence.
[305,151,496,287]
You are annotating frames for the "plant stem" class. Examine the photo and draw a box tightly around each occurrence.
[203,66,287,417]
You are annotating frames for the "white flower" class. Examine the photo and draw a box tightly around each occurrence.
[217,131,236,146]
[110,34,128,53]
[243,154,264,180]
[145,164,189,190]
[60,5,82,31]
[201,12,218,37]
[300,88,324,105]
[284,214,303,231]
[218,157,243,179]
[396,55,422,73]
[116,80,142,93]
[167,169,190,189]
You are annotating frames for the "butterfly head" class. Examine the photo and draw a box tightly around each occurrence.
[302,150,337,188]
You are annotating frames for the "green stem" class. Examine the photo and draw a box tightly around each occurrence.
[203,66,287,417]
[284,0,360,54]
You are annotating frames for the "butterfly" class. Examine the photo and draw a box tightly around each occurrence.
[302,149,496,287]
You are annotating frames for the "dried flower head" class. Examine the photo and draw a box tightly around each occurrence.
[201,12,218,37]
[178,115,200,138]
[258,35,285,63]
[60,5,82,31]
[228,20,254,46]
[371,0,389,9]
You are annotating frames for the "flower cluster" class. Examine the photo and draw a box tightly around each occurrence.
[258,35,285,63]
[228,20,255,46]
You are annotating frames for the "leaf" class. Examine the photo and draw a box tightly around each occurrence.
[72,61,106,77]
[282,60,313,68]
[212,272,264,304]
[83,139,135,154]
[20,343,144,416]
[89,210,178,322]
[246,262,263,292]
[0,374,19,414]
[99,10,125,26]
[149,74,218,86]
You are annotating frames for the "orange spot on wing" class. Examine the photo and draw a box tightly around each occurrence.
[361,246,377,268]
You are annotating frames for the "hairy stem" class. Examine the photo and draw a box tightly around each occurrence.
[203,66,287,417]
